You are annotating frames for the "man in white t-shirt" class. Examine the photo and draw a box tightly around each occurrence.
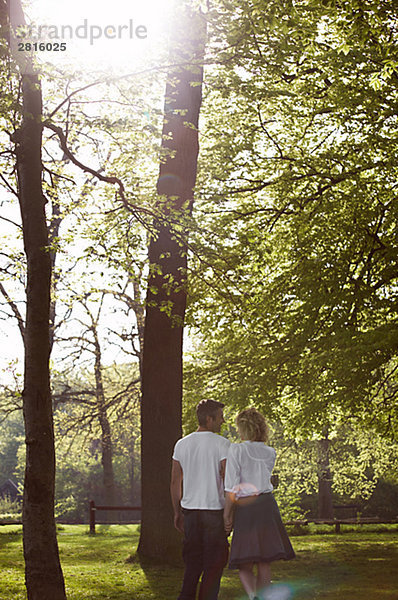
[170,399,230,600]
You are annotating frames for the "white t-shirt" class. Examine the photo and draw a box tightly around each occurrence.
[224,441,276,498]
[172,431,231,510]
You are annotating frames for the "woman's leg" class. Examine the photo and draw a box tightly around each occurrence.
[256,562,271,598]
[238,562,256,599]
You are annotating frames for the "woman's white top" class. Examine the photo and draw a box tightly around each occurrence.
[224,441,276,498]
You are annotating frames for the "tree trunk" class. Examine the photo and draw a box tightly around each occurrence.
[138,4,206,562]
[48,196,63,351]
[317,437,334,520]
[16,72,66,600]
[1,0,67,596]
[132,277,145,378]
[129,432,139,505]
[93,329,116,508]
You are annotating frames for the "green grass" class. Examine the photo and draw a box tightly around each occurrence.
[0,524,397,599]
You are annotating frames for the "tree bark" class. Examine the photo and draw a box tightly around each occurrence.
[16,73,66,600]
[317,437,334,520]
[138,4,206,561]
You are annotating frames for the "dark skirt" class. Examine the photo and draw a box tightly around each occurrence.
[229,492,295,569]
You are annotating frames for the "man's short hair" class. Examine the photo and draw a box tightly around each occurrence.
[196,399,225,427]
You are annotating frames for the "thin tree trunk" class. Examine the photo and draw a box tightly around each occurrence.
[93,329,116,508]
[132,277,145,378]
[129,432,138,504]
[317,437,334,520]
[138,4,206,561]
[48,196,63,351]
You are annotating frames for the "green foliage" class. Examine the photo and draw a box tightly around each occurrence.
[0,411,24,485]
[363,478,398,519]
[184,0,398,444]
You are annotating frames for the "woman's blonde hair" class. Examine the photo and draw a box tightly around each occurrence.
[236,407,269,442]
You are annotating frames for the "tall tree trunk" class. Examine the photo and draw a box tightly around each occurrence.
[138,4,206,561]
[1,0,66,597]
[317,436,334,520]
[17,68,66,600]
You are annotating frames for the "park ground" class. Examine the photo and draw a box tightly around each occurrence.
[0,524,397,599]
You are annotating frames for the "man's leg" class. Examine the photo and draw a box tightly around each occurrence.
[199,510,229,600]
[178,510,203,600]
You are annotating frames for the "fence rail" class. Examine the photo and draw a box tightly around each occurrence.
[285,517,398,534]
[87,501,398,535]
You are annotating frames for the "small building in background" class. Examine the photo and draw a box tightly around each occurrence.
[0,479,22,503]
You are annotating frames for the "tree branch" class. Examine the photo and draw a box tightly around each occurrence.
[0,281,25,342]
[44,121,127,204]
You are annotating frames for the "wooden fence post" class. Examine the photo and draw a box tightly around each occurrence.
[89,500,96,534]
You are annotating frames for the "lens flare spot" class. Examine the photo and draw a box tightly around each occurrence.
[262,583,294,600]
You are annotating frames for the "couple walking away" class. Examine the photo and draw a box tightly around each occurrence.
[170,400,295,600]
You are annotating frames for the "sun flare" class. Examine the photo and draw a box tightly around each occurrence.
[21,0,173,71]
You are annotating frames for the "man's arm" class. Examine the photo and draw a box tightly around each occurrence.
[223,491,235,534]
[170,459,184,533]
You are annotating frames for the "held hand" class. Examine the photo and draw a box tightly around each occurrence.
[224,491,235,535]
[224,515,233,535]
[174,512,184,534]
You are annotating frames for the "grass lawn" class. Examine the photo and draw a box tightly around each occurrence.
[0,524,397,599]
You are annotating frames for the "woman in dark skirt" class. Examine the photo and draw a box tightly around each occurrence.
[224,408,295,600]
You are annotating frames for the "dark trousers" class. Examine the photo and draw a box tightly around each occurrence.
[178,509,229,600]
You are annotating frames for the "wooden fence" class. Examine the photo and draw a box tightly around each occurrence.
[284,517,398,534]
[89,500,141,534]
[88,500,397,535]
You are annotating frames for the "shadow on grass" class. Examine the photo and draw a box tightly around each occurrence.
[133,556,244,600]
[125,552,183,599]
[133,556,316,600]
